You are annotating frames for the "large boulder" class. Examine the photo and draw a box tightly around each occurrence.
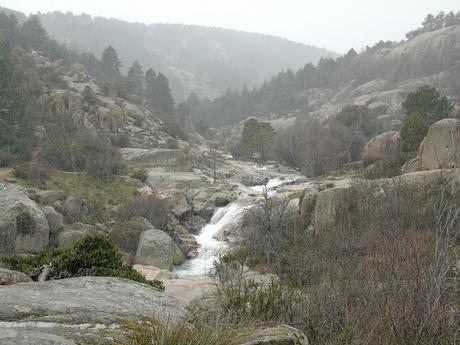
[43,207,64,247]
[362,131,400,160]
[96,106,111,130]
[57,223,97,248]
[305,169,456,232]
[0,268,32,285]
[123,102,145,120]
[0,183,49,255]
[107,103,124,130]
[418,118,460,170]
[30,189,65,205]
[50,90,67,113]
[0,277,186,344]
[63,195,88,222]
[313,184,360,232]
[237,325,308,345]
[134,221,184,270]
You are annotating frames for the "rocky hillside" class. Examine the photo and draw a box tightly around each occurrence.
[186,22,460,128]
[33,11,336,101]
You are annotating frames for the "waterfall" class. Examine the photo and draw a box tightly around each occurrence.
[173,177,291,277]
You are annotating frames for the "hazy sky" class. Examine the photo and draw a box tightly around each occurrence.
[2,0,459,53]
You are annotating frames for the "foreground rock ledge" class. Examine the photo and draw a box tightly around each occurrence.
[0,276,186,344]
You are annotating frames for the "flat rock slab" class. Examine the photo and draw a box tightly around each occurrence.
[0,277,186,344]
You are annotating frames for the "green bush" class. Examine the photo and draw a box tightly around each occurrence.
[0,235,164,290]
[13,163,49,184]
[0,150,15,167]
[16,210,36,235]
[399,86,453,155]
[111,132,130,148]
[85,151,124,180]
[364,150,407,179]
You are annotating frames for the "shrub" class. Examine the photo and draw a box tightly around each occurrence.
[131,169,148,183]
[85,151,124,180]
[364,150,407,179]
[129,318,241,345]
[0,235,164,290]
[162,118,188,140]
[119,194,170,229]
[13,163,49,185]
[16,210,36,234]
[111,132,130,148]
[0,150,15,167]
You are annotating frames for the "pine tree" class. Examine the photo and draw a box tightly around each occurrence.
[20,15,48,52]
[0,41,33,163]
[127,60,144,96]
[145,70,174,115]
[154,73,174,115]
[101,46,121,79]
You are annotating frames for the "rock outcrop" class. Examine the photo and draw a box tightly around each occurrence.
[0,268,32,286]
[0,277,186,344]
[0,183,49,255]
[362,131,400,160]
[57,223,98,248]
[418,118,460,170]
[134,219,184,270]
[300,169,458,232]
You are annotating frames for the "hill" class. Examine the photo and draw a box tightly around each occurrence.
[35,11,336,101]
[186,14,460,127]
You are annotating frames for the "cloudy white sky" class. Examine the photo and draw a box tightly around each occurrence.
[1,0,459,53]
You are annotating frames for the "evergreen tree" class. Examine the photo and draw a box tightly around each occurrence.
[0,41,33,164]
[20,15,48,51]
[402,85,453,123]
[399,86,453,155]
[241,118,275,160]
[127,60,144,96]
[101,45,121,79]
[145,70,174,115]
[154,73,174,115]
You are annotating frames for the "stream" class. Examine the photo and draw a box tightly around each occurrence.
[173,178,291,277]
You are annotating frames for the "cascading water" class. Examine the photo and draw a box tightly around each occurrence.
[174,177,292,277]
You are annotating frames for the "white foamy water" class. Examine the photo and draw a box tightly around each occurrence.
[174,177,292,277]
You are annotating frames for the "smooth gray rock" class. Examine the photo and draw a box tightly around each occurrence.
[0,268,32,286]
[63,195,87,221]
[0,277,186,344]
[0,328,76,345]
[135,226,184,270]
[0,183,49,255]
[0,276,185,323]
[44,207,64,247]
[35,189,65,205]
[57,223,97,248]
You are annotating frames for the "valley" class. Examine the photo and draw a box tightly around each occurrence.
[0,6,459,345]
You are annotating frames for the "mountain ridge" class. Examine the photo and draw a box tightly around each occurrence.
[32,11,337,101]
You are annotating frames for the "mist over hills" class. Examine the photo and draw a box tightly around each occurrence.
[34,11,337,101]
